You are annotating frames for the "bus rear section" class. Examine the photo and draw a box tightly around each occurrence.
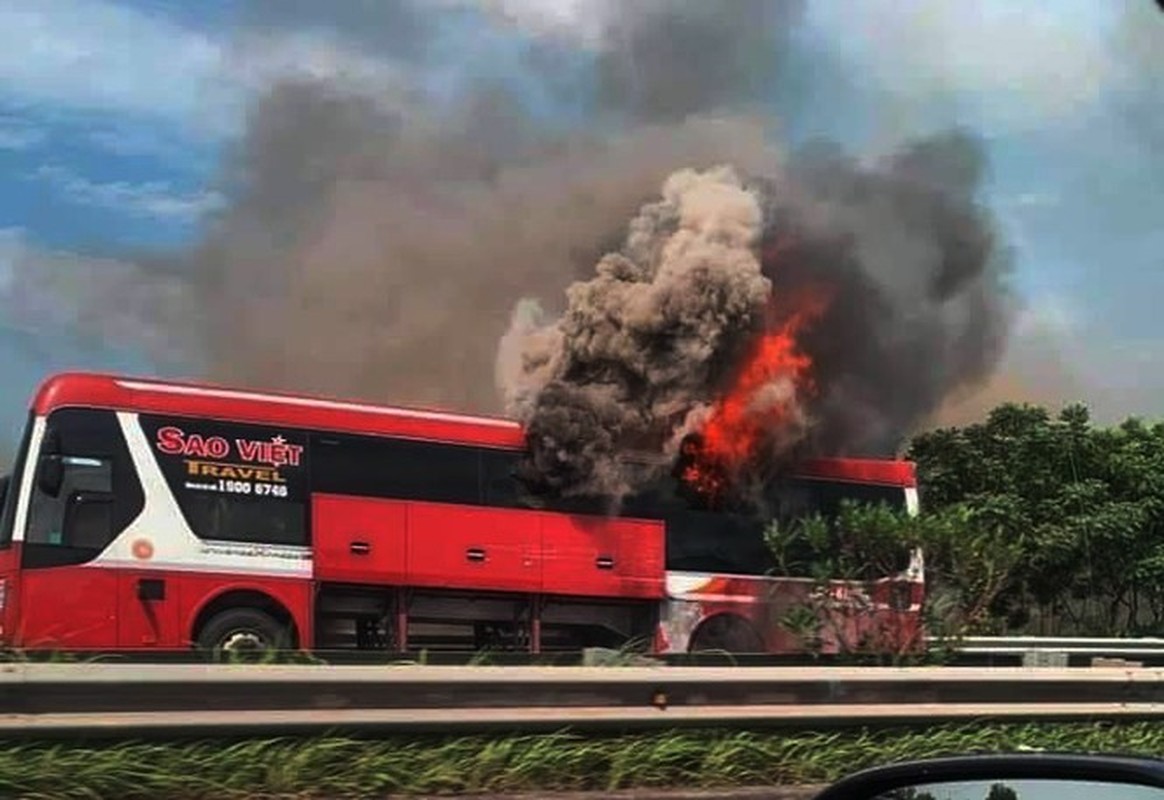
[655,459,925,657]
[0,372,922,656]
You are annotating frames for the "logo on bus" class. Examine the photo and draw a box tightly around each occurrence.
[131,538,154,561]
[153,425,305,495]
[155,426,304,467]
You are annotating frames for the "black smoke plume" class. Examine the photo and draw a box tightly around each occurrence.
[500,132,1011,497]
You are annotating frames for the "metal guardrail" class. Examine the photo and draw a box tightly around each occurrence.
[930,637,1164,668]
[947,637,1164,652]
[6,636,1164,670]
[1,663,1163,735]
[4,634,1164,670]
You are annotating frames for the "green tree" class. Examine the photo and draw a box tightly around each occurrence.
[766,498,1024,654]
[769,398,1164,649]
[878,789,938,800]
[908,402,1164,635]
[986,783,1019,800]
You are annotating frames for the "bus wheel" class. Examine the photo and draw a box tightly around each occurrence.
[688,615,764,654]
[197,608,290,657]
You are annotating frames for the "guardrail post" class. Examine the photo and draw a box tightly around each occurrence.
[395,588,409,652]
[530,595,542,654]
[1022,650,1067,668]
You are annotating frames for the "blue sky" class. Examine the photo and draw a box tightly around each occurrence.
[0,0,1160,452]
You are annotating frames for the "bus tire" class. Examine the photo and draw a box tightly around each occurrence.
[688,614,764,654]
[196,607,291,655]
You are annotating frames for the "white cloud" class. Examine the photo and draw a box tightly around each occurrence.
[0,0,231,136]
[475,0,608,47]
[81,123,215,168]
[30,164,224,223]
[0,1,417,228]
[1011,192,1060,209]
[805,0,1121,130]
[0,0,410,142]
[1015,293,1078,339]
[227,31,410,97]
[994,190,1061,212]
[0,227,26,291]
[0,118,45,150]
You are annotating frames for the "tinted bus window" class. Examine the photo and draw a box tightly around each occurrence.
[664,510,777,574]
[176,493,306,546]
[613,466,776,575]
[480,449,527,508]
[26,456,113,547]
[619,467,909,576]
[481,449,612,515]
[312,433,481,505]
[767,478,908,524]
[139,415,308,547]
[22,408,144,568]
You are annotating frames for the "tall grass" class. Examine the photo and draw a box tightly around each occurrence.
[1,722,1162,799]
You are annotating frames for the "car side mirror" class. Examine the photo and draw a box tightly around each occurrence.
[36,455,64,498]
[813,755,1164,800]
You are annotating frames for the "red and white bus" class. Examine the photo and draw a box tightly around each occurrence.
[0,373,922,655]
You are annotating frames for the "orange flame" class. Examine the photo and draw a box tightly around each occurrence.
[679,296,824,506]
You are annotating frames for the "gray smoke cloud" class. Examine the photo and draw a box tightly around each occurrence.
[590,0,806,123]
[3,0,1011,493]
[177,0,807,408]
[193,85,778,408]
[0,232,195,369]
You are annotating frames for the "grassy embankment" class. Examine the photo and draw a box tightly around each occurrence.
[3,722,1162,799]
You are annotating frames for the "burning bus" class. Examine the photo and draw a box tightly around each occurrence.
[0,372,921,655]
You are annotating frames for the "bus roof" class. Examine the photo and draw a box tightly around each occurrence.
[33,372,527,450]
[30,372,916,487]
[792,457,915,488]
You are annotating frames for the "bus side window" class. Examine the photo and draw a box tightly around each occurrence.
[480,450,530,508]
[26,456,114,550]
[312,434,480,505]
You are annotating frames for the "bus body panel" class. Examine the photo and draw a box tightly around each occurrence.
[407,502,542,593]
[658,552,925,655]
[0,546,17,645]
[313,494,409,584]
[541,513,665,600]
[179,573,313,650]
[311,495,667,601]
[11,561,312,650]
[17,560,118,649]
